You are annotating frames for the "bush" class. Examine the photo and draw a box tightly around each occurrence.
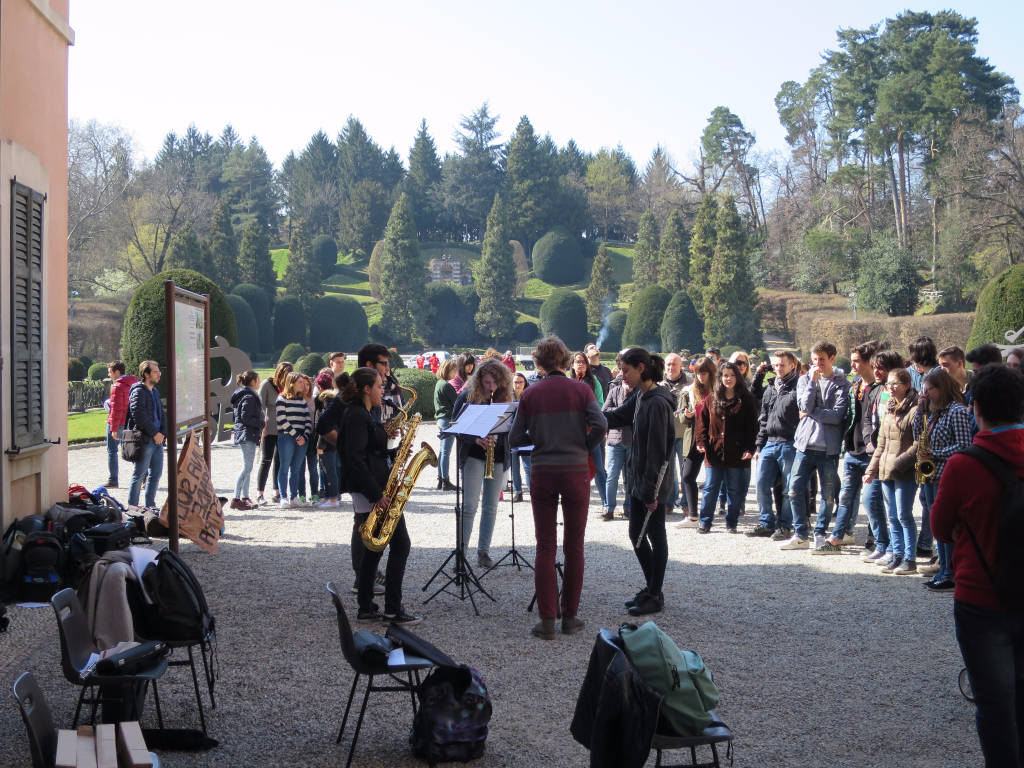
[389,349,406,369]
[309,294,368,352]
[623,285,672,351]
[232,283,273,352]
[313,235,339,277]
[835,356,852,375]
[226,294,259,354]
[68,358,87,382]
[539,288,588,350]
[87,362,109,381]
[395,368,438,419]
[120,268,237,387]
[515,321,540,343]
[273,296,306,348]
[967,264,1024,350]
[532,226,585,285]
[598,309,627,353]
[78,355,94,370]
[423,283,480,347]
[296,352,327,377]
[660,290,703,354]
[855,237,919,316]
[279,342,307,364]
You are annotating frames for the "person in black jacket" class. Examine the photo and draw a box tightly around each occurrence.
[230,370,265,511]
[748,352,800,539]
[604,348,676,617]
[127,360,166,510]
[340,367,420,625]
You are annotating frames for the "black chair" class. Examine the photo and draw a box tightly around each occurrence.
[161,630,216,734]
[326,581,435,768]
[50,588,166,727]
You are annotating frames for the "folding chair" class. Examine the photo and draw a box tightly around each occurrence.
[326,581,434,768]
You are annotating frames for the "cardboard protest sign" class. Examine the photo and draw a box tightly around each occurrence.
[160,432,223,553]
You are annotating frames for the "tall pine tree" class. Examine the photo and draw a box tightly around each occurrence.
[237,220,277,297]
[378,193,427,342]
[701,196,761,348]
[209,202,239,290]
[687,196,718,309]
[474,194,518,341]
[282,221,323,308]
[659,209,690,292]
[584,243,618,325]
[632,210,660,285]
[167,226,204,274]
[505,115,558,253]
[406,119,443,238]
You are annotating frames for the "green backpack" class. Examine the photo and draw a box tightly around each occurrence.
[619,621,720,735]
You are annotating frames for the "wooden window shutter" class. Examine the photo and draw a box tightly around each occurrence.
[10,181,45,448]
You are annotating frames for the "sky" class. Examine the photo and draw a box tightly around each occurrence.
[69,0,1024,172]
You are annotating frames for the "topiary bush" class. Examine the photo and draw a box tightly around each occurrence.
[87,362,109,381]
[78,355,94,371]
[313,235,339,277]
[296,352,327,378]
[423,283,480,347]
[68,358,87,382]
[599,309,627,353]
[226,294,259,354]
[389,349,406,369]
[279,342,307,364]
[395,368,438,419]
[515,321,540,343]
[232,283,273,351]
[967,264,1024,350]
[624,284,672,351]
[120,268,238,387]
[273,295,306,348]
[308,295,368,352]
[539,288,588,351]
[660,290,703,354]
[532,226,585,286]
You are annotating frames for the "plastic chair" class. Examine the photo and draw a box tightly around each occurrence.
[50,588,167,728]
[326,581,435,768]
[161,630,216,734]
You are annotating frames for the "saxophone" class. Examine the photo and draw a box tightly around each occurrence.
[915,409,936,484]
[360,412,438,552]
[383,383,417,436]
[483,393,495,479]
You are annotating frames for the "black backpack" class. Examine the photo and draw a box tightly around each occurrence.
[138,549,214,642]
[410,665,491,766]
[960,445,1024,612]
[19,531,65,602]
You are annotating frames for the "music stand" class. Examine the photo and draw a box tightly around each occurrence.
[481,439,534,576]
[421,404,512,614]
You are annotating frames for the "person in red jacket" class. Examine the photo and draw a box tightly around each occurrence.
[105,360,138,488]
[931,363,1024,766]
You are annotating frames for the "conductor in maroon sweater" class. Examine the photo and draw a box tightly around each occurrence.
[931,363,1024,766]
[510,336,607,640]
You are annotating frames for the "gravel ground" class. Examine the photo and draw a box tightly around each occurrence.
[1,425,982,767]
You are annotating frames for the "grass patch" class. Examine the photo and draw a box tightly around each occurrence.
[605,246,635,284]
[271,248,289,279]
[67,410,108,443]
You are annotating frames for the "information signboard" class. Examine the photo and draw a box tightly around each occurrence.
[174,299,206,426]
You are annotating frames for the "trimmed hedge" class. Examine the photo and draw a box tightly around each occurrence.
[539,288,588,351]
[423,283,479,347]
[279,343,307,364]
[68,358,87,382]
[967,264,1024,350]
[232,283,272,351]
[599,309,627,353]
[515,321,540,343]
[226,294,259,354]
[273,296,306,348]
[532,226,585,286]
[660,290,703,354]
[313,235,339,276]
[296,352,327,378]
[87,362,108,381]
[308,294,368,352]
[624,285,671,351]
[395,368,438,420]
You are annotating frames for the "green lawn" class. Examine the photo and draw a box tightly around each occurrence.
[271,248,289,279]
[68,410,108,443]
[605,245,635,285]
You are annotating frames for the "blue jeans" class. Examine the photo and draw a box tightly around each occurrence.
[591,444,607,507]
[918,483,933,552]
[461,456,506,555]
[789,449,839,540]
[699,466,746,528]
[299,438,318,498]
[881,478,917,563]
[234,440,258,499]
[922,482,952,579]
[831,452,869,539]
[128,438,164,508]
[437,417,455,482]
[954,600,1024,766]
[755,441,794,531]
[276,434,306,501]
[511,450,531,493]
[605,443,632,514]
[105,424,121,483]
[862,478,890,553]
[319,450,340,498]
[666,437,686,508]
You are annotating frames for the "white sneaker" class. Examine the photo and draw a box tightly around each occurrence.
[780,535,809,550]
[316,498,340,509]
[288,497,302,508]
[675,518,700,529]
[841,533,856,545]
[813,534,826,550]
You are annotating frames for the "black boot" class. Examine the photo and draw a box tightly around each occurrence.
[436,477,444,490]
[627,591,664,616]
[625,588,649,609]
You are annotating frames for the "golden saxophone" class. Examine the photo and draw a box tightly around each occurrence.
[360,411,438,552]
[382,382,417,436]
[915,409,936,484]
[483,393,495,479]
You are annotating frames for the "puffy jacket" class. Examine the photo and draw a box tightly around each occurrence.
[128,381,165,441]
[865,392,918,482]
[756,369,799,449]
[602,377,633,447]
[107,375,138,429]
[605,384,676,505]
[231,386,265,444]
[794,369,851,455]
[695,392,758,468]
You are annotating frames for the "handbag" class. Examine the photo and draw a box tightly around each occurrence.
[120,425,145,462]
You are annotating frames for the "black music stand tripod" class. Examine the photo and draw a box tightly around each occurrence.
[481,440,534,576]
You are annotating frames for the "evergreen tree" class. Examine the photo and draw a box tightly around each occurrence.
[505,115,558,253]
[659,209,690,292]
[378,193,427,342]
[282,221,323,308]
[701,196,761,349]
[221,138,278,235]
[633,210,660,285]
[406,119,443,238]
[474,194,518,341]
[208,202,239,290]
[167,225,205,275]
[584,243,619,325]
[237,221,276,296]
[687,196,718,309]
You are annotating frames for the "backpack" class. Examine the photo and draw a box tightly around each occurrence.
[619,621,721,736]
[960,445,1024,612]
[18,531,65,602]
[410,665,491,766]
[138,549,214,642]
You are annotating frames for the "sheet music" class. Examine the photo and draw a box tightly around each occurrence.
[448,403,516,438]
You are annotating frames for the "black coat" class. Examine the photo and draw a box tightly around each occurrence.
[756,369,799,449]
[339,404,390,503]
[605,385,676,505]
[128,381,166,441]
